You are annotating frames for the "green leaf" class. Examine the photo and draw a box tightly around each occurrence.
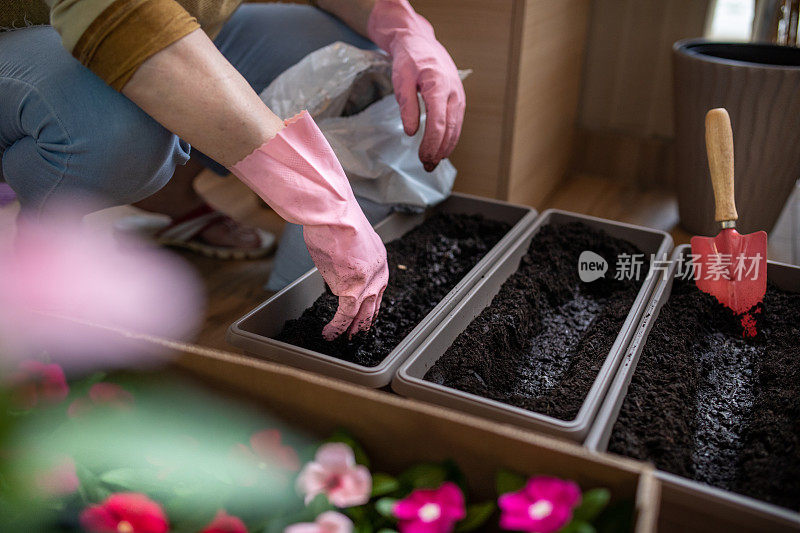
[573,488,611,523]
[377,529,398,533]
[594,499,634,533]
[442,459,468,494]
[353,523,373,533]
[455,501,496,532]
[98,467,171,498]
[76,465,109,504]
[162,492,219,532]
[324,429,370,469]
[559,520,596,533]
[371,473,400,497]
[98,468,138,489]
[398,463,448,489]
[345,505,368,522]
[375,497,398,519]
[307,493,334,516]
[495,469,526,495]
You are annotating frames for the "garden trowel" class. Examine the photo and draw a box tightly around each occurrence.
[689,108,767,335]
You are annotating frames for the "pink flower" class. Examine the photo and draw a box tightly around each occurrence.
[284,511,353,533]
[296,443,371,508]
[498,477,581,533]
[68,382,134,418]
[80,492,169,533]
[34,456,79,496]
[0,209,202,372]
[9,360,69,410]
[393,482,466,533]
[201,510,248,533]
[232,429,300,486]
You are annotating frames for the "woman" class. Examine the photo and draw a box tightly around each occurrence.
[0,0,465,339]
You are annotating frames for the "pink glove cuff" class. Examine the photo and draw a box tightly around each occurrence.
[231,111,357,229]
[367,0,435,54]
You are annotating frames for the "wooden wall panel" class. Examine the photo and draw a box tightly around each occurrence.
[574,0,711,191]
[579,0,710,138]
[506,0,591,207]
[412,0,516,199]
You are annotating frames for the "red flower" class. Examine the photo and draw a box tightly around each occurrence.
[232,429,300,486]
[498,477,581,533]
[80,493,168,533]
[68,382,134,418]
[394,482,466,533]
[201,510,248,533]
[10,360,68,409]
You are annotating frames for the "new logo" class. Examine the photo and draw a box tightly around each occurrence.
[578,251,608,282]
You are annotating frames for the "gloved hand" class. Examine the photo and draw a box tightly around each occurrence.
[230,111,389,340]
[368,0,466,172]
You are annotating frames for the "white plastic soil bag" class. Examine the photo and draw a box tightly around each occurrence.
[259,42,467,209]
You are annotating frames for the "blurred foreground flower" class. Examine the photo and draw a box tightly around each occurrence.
[80,492,169,533]
[0,210,203,372]
[68,382,134,418]
[297,442,371,507]
[1,375,305,531]
[201,510,248,533]
[284,510,353,533]
[9,360,68,409]
[498,477,581,533]
[34,455,79,496]
[233,429,300,486]
[393,482,466,533]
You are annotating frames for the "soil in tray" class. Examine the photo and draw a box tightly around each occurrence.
[424,222,647,421]
[276,212,512,367]
[608,276,800,510]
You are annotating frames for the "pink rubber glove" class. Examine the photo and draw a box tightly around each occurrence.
[368,0,466,172]
[230,111,388,340]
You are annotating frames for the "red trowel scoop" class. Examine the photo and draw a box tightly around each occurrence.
[690,108,767,335]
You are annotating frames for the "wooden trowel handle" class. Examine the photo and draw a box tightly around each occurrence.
[705,108,738,223]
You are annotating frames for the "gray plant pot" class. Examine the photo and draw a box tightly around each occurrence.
[393,210,673,441]
[226,193,537,388]
[673,39,800,237]
[585,244,800,530]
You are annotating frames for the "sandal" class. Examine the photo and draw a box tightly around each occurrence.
[114,203,276,260]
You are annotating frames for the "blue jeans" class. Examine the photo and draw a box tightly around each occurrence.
[0,3,373,214]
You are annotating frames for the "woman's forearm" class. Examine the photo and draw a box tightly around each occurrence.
[122,29,285,168]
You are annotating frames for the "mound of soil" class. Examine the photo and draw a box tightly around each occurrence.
[276,213,512,367]
[424,222,647,421]
[608,275,800,510]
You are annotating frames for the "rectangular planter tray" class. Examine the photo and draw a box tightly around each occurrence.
[392,209,673,441]
[227,192,538,388]
[585,244,800,530]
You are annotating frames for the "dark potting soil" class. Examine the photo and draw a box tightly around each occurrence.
[424,222,647,421]
[276,213,512,367]
[608,276,800,510]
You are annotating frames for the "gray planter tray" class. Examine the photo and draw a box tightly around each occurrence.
[585,244,800,529]
[227,192,537,388]
[392,209,673,441]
